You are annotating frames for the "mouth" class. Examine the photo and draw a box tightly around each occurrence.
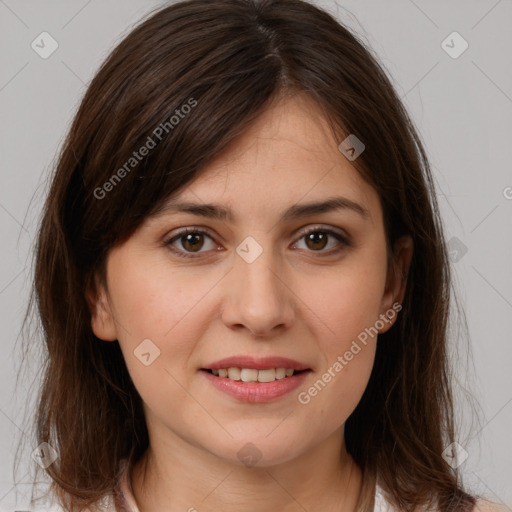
[200,367,312,402]
[200,367,311,383]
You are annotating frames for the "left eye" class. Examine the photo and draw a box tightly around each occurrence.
[293,228,349,252]
[164,227,350,258]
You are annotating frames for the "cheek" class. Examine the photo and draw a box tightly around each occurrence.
[294,328,377,448]
[298,323,377,434]
[106,259,204,416]
[307,247,387,345]
[106,254,229,398]
[104,257,198,388]
[295,242,385,419]
[107,255,216,340]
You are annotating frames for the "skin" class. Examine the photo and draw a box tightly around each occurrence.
[90,92,413,512]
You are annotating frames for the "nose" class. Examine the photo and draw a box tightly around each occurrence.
[220,243,295,337]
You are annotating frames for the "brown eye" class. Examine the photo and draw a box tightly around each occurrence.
[164,228,217,258]
[293,227,351,255]
[304,232,329,251]
[181,232,205,252]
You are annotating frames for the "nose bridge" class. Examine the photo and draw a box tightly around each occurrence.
[221,235,294,335]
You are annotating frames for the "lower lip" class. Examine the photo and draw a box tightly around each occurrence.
[201,370,311,403]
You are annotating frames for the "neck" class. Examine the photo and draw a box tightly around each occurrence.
[130,428,365,512]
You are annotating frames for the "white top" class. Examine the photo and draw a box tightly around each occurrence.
[374,484,393,512]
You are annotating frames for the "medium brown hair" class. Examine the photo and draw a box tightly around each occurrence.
[18,0,481,510]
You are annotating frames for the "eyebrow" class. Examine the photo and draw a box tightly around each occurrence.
[154,196,370,223]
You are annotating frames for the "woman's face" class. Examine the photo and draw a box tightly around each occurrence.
[91,93,411,467]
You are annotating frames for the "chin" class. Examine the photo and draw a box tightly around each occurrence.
[207,437,303,469]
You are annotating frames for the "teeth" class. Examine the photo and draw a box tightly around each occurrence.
[275,368,286,379]
[209,367,299,382]
[255,369,275,383]
[227,367,241,380]
[240,368,259,382]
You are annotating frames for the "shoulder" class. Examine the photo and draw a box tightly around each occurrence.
[374,482,509,512]
[473,498,510,512]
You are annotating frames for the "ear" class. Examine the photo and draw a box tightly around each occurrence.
[87,275,118,342]
[378,235,413,333]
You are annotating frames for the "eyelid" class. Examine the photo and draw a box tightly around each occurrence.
[295,223,350,241]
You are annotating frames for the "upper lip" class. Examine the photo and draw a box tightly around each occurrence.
[202,356,311,371]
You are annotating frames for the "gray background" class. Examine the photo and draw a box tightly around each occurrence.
[1,0,511,510]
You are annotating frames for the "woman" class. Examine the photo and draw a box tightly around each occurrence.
[20,0,503,510]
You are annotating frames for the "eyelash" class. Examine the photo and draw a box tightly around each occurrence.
[163,226,352,259]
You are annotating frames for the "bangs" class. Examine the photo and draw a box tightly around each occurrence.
[78,21,288,253]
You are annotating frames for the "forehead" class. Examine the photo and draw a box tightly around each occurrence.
[201,93,357,179]
[154,94,381,227]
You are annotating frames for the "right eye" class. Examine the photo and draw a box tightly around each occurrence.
[164,228,220,258]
